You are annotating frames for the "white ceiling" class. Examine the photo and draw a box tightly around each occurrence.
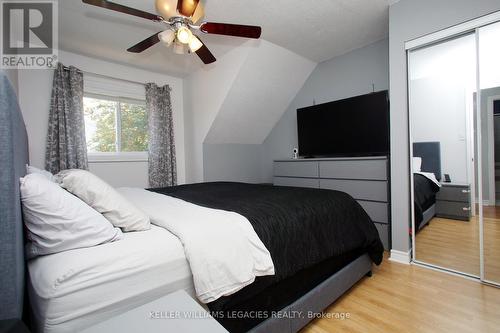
[59,0,390,77]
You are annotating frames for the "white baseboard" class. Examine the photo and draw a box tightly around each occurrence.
[389,249,411,265]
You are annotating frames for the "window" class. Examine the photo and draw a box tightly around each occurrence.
[83,94,148,159]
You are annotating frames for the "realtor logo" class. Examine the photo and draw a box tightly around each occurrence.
[1,0,58,69]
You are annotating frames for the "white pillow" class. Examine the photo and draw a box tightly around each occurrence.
[412,157,422,172]
[56,169,151,232]
[20,173,122,259]
[26,165,56,182]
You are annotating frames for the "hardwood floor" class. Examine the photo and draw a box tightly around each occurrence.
[415,216,480,275]
[301,253,500,333]
[415,206,500,281]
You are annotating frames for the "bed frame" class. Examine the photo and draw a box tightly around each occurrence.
[0,72,372,333]
[413,142,441,230]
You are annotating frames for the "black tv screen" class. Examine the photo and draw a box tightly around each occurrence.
[297,91,389,158]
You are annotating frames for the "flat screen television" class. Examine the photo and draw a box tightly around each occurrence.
[297,90,389,158]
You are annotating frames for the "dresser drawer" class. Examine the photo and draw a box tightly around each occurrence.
[436,201,471,221]
[273,177,319,189]
[357,200,389,224]
[319,159,387,180]
[320,179,387,202]
[274,161,318,178]
[436,185,470,202]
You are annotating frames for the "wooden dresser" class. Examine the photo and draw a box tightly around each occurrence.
[273,156,391,249]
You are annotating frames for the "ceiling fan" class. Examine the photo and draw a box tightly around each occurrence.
[82,0,262,64]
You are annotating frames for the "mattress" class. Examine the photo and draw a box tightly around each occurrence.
[28,225,194,333]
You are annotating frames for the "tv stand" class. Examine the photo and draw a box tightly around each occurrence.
[273,156,391,249]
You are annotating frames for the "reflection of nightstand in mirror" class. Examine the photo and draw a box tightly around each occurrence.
[436,182,471,221]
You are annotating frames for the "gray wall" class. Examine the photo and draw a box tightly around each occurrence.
[389,0,500,253]
[202,39,390,185]
[261,39,390,182]
[203,144,264,183]
[2,69,18,97]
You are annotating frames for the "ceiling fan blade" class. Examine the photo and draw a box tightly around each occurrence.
[195,38,216,64]
[200,22,261,39]
[127,32,162,53]
[177,0,200,17]
[82,0,162,21]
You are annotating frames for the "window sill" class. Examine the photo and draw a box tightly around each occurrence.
[88,152,148,163]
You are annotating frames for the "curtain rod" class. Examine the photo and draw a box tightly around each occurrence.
[62,65,147,87]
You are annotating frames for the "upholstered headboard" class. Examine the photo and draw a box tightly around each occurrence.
[0,72,29,321]
[413,141,442,181]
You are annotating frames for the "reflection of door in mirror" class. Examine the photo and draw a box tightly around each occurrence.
[409,33,480,276]
[479,21,500,285]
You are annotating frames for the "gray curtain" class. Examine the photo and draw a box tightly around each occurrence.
[45,63,88,174]
[146,83,177,188]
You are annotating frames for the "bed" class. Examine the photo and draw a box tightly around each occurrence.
[0,72,384,333]
[413,142,442,231]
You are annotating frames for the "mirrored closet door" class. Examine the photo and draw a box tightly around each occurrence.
[408,16,500,286]
[409,33,479,277]
[479,21,500,285]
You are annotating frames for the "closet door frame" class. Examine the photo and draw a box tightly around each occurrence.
[406,10,500,287]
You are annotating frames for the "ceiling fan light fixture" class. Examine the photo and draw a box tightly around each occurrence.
[155,0,177,19]
[191,2,205,23]
[173,41,187,54]
[176,26,192,44]
[188,35,203,52]
[158,29,175,46]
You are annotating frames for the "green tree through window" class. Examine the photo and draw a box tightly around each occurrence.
[83,96,148,153]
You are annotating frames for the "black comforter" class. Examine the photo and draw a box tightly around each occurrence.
[414,174,440,229]
[150,182,383,331]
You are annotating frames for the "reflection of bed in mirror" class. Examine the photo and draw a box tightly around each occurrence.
[413,142,442,231]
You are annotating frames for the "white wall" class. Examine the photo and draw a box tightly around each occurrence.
[204,40,316,144]
[183,45,250,183]
[261,39,389,182]
[389,0,500,253]
[411,77,469,183]
[17,50,185,187]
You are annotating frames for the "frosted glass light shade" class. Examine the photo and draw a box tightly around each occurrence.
[173,41,187,54]
[177,26,192,44]
[158,29,175,46]
[188,35,203,52]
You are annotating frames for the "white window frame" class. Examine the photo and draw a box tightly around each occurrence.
[84,92,148,163]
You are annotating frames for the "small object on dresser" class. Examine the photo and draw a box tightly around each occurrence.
[444,174,451,182]
[292,147,298,159]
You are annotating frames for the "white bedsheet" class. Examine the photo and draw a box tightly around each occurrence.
[415,171,442,187]
[28,225,194,333]
[118,188,275,303]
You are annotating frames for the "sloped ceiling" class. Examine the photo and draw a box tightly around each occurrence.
[183,44,251,181]
[205,40,316,144]
[59,0,390,76]
[57,0,392,180]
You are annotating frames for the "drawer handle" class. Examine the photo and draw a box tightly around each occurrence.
[462,189,471,193]
[463,207,471,211]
